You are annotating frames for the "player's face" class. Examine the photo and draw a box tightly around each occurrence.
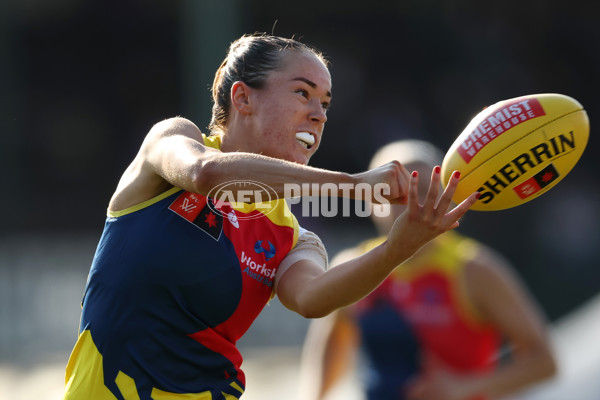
[248,50,332,165]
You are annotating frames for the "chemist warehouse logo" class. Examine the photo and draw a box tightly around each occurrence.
[459,98,546,163]
[240,240,277,287]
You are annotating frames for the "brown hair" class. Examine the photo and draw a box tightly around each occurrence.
[209,33,328,135]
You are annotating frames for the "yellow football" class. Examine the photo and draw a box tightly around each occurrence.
[441,93,589,211]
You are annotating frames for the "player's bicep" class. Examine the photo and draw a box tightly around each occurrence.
[276,259,326,314]
[274,227,328,313]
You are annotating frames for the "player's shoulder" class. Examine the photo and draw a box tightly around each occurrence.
[147,117,204,141]
[462,240,521,297]
[154,116,199,130]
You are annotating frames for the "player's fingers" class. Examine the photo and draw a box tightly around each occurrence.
[407,170,420,217]
[394,162,411,204]
[423,166,441,213]
[381,161,410,204]
[444,190,480,229]
[436,170,461,214]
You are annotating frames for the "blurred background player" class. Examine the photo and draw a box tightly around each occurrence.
[299,140,557,400]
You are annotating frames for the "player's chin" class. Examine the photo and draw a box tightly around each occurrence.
[289,151,312,165]
[299,142,319,164]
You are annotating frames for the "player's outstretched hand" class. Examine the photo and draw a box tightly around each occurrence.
[385,167,479,262]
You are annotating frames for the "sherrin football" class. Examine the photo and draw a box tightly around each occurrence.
[441,93,589,211]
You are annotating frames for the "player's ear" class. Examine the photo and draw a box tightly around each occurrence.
[231,81,252,115]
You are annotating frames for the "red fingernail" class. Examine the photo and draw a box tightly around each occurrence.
[453,171,461,179]
[434,166,441,174]
[412,171,418,178]
[475,192,481,199]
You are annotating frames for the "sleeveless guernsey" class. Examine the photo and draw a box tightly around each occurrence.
[64,135,299,400]
[352,231,500,400]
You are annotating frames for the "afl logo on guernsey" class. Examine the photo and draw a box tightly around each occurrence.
[169,192,223,240]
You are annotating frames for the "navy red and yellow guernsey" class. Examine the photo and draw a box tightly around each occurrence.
[64,135,299,400]
[351,231,500,400]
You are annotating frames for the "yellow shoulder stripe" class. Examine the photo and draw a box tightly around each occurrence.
[108,187,182,218]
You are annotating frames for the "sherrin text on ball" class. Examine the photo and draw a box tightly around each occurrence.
[441,93,589,211]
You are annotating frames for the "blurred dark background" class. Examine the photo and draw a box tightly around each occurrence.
[1,0,599,374]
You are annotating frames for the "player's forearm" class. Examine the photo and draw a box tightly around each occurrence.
[192,151,356,199]
[147,117,357,200]
[291,242,407,318]
[462,344,557,399]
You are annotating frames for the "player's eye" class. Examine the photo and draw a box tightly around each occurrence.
[295,89,309,98]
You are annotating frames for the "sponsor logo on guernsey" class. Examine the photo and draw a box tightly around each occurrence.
[240,243,277,287]
[458,98,546,163]
[227,210,239,228]
[254,240,276,260]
